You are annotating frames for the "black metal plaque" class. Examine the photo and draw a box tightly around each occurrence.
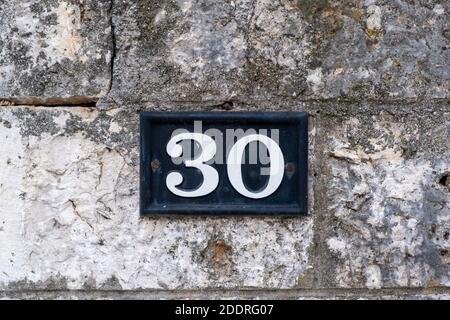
[140,112,308,215]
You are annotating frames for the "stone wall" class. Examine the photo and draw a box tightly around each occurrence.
[0,0,449,299]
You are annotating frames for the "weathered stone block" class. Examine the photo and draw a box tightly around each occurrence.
[0,0,448,301]
[111,0,260,104]
[111,0,449,104]
[0,0,112,101]
[315,103,450,289]
[0,106,314,290]
[313,0,450,99]
[111,0,314,104]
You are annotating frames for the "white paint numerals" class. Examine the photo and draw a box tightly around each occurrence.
[166,133,285,199]
[227,134,285,199]
[166,133,219,197]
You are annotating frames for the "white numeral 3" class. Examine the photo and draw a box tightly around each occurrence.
[166,133,219,197]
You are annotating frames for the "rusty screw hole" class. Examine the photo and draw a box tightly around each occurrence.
[286,163,295,174]
[151,159,161,170]
[440,249,448,257]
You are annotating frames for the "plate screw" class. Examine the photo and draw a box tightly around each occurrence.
[151,159,161,171]
[286,163,295,177]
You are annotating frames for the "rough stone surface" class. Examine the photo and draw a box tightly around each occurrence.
[0,106,313,290]
[111,0,449,105]
[307,0,450,99]
[0,0,112,101]
[0,0,449,300]
[1,102,449,298]
[314,104,450,289]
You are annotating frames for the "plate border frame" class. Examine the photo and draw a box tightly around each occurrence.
[140,112,308,216]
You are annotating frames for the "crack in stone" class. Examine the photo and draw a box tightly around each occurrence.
[68,199,95,232]
[107,0,116,96]
[243,0,257,88]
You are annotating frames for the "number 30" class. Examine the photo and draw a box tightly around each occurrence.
[166,133,285,199]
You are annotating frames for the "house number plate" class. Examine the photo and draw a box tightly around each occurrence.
[140,112,308,215]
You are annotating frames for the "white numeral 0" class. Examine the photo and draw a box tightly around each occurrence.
[227,134,285,199]
[166,133,285,199]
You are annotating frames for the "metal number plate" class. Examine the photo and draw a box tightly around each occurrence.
[140,112,308,215]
